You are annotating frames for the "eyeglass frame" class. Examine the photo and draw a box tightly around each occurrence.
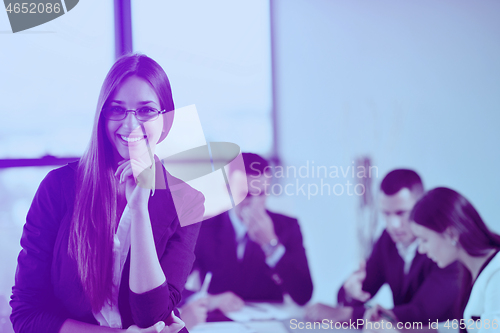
[101,105,171,122]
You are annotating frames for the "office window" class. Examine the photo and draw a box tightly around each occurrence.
[131,0,273,155]
[0,0,114,308]
[0,0,114,158]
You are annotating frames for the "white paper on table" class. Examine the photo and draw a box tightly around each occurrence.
[245,321,290,333]
[189,322,256,333]
[225,303,291,322]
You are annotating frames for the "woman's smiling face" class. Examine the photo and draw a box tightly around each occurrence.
[105,75,163,161]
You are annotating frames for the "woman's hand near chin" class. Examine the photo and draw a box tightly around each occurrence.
[115,158,154,210]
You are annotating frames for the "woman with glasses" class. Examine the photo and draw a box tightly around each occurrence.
[10,54,205,333]
[363,187,500,333]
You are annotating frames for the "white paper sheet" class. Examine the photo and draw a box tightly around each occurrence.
[225,303,291,322]
[189,321,256,333]
[245,321,290,333]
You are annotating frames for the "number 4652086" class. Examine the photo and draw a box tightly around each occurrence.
[5,3,61,14]
[444,319,498,330]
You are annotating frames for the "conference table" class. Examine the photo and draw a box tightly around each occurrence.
[190,298,361,333]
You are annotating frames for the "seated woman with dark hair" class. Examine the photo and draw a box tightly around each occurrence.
[364,187,500,333]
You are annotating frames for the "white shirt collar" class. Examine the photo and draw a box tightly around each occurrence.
[395,239,419,274]
[228,209,247,241]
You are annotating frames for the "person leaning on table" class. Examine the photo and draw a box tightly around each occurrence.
[364,187,500,333]
[306,169,465,325]
[180,153,313,329]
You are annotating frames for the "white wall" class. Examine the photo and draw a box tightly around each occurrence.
[268,0,500,303]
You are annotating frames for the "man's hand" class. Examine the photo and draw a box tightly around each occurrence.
[362,305,399,333]
[305,303,353,322]
[240,201,277,247]
[207,291,244,313]
[180,297,208,330]
[363,304,398,324]
[343,261,371,302]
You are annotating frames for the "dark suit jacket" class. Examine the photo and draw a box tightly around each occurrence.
[338,230,465,323]
[10,162,204,333]
[193,211,313,305]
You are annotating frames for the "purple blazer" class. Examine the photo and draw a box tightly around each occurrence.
[10,162,204,332]
[193,211,313,305]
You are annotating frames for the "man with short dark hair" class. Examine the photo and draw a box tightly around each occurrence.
[181,153,313,327]
[306,169,464,325]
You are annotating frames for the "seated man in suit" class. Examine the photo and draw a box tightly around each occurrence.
[306,169,464,325]
[181,153,313,327]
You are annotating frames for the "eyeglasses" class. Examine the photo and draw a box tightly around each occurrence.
[102,106,169,122]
